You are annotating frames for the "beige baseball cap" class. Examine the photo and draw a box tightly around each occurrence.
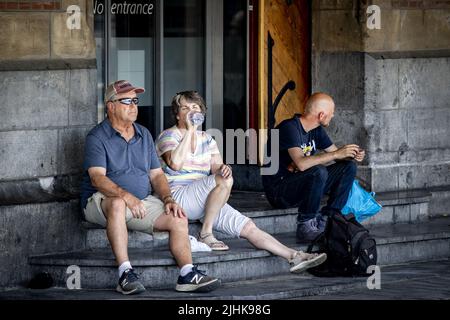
[104,80,145,102]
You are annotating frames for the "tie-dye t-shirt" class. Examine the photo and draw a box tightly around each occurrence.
[155,126,220,191]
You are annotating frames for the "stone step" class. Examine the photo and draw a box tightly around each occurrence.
[84,189,432,249]
[6,259,450,300]
[29,217,450,290]
[428,186,450,218]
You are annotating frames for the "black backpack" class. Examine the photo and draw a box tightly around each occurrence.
[306,209,377,277]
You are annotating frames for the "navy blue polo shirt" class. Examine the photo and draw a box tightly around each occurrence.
[80,118,161,209]
[275,114,333,178]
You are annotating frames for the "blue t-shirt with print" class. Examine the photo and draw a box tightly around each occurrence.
[275,114,333,178]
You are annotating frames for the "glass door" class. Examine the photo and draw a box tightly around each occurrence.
[223,0,247,131]
[163,0,206,129]
[107,0,156,136]
[95,0,206,138]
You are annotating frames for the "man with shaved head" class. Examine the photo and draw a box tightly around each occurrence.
[263,93,365,242]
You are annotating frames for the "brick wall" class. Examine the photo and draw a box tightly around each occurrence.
[0,1,62,11]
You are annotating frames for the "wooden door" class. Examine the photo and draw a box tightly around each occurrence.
[256,0,311,163]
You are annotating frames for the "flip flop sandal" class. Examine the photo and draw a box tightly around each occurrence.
[197,233,229,251]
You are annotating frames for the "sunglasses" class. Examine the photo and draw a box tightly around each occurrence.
[111,97,139,105]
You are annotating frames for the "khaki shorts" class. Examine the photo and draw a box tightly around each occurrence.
[84,192,168,238]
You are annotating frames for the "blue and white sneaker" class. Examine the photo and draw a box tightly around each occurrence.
[175,265,221,293]
[116,268,146,295]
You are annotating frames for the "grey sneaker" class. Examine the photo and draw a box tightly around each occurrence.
[315,213,328,232]
[116,268,146,295]
[296,218,324,242]
[289,251,327,273]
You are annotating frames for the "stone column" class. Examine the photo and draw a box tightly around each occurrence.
[0,0,97,288]
[312,0,450,204]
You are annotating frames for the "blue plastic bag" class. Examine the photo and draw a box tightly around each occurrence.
[341,180,382,222]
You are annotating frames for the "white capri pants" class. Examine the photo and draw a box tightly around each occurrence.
[172,175,250,238]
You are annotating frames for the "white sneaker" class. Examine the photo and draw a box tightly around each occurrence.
[189,235,212,252]
[289,251,327,273]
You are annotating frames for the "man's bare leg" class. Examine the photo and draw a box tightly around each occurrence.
[153,213,220,292]
[153,214,192,267]
[101,197,129,265]
[102,197,147,294]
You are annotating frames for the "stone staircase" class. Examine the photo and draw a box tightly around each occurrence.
[82,189,432,249]
[28,189,450,294]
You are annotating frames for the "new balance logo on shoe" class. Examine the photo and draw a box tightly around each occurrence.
[191,274,204,285]
[176,265,220,293]
[116,268,146,295]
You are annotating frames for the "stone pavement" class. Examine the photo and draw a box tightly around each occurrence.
[301,259,450,300]
[1,259,449,300]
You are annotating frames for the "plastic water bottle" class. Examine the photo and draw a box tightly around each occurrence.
[189,112,204,126]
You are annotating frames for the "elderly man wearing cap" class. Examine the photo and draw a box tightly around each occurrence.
[81,80,220,295]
